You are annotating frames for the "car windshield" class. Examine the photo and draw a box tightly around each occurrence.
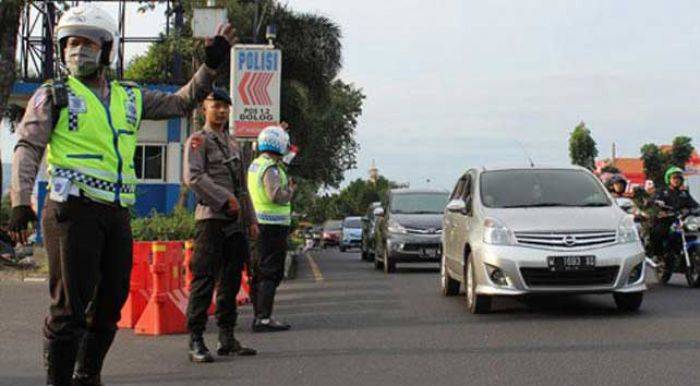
[480,169,611,208]
[324,220,342,231]
[342,218,362,228]
[390,193,449,214]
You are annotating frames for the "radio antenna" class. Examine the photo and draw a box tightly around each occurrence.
[515,140,535,168]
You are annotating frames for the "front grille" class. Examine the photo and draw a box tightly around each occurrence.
[514,230,617,248]
[405,227,442,235]
[520,266,619,287]
[403,243,441,252]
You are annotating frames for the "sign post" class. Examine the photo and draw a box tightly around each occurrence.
[230,45,282,140]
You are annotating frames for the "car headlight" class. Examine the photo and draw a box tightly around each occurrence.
[685,216,700,232]
[483,218,514,245]
[387,219,407,234]
[617,215,639,244]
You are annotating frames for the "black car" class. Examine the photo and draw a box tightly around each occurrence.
[361,202,382,261]
[374,189,449,273]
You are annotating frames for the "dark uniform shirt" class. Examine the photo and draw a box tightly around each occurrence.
[183,124,257,224]
[655,188,699,212]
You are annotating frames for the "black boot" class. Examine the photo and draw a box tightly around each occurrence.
[252,318,291,333]
[44,337,79,386]
[188,334,214,363]
[72,331,115,386]
[216,328,257,356]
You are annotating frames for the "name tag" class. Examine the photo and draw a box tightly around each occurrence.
[49,177,72,203]
[68,95,87,114]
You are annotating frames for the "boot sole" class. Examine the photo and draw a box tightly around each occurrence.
[189,354,214,363]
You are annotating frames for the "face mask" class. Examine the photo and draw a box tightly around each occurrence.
[65,45,102,77]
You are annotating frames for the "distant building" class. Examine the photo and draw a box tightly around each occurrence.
[368,159,379,184]
[596,148,700,191]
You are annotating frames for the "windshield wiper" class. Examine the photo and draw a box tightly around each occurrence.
[409,211,441,214]
[579,202,609,207]
[501,203,566,208]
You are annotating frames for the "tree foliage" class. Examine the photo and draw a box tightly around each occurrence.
[294,176,397,224]
[641,137,695,188]
[125,0,363,188]
[568,122,598,170]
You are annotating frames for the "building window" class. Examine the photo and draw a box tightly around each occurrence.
[134,144,166,182]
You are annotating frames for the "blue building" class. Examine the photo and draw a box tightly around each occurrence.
[9,81,193,220]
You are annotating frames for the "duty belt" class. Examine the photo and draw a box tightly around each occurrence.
[52,168,135,194]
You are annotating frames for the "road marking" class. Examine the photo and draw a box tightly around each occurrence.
[306,254,324,282]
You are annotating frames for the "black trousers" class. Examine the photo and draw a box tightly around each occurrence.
[42,196,132,346]
[650,219,681,258]
[252,224,289,319]
[186,219,248,335]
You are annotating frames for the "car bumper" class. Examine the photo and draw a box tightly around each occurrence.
[472,242,647,296]
[341,239,362,247]
[386,233,442,262]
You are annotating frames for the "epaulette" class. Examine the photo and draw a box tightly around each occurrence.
[118,80,140,89]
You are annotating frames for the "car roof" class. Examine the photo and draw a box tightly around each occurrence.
[390,188,449,194]
[475,164,591,173]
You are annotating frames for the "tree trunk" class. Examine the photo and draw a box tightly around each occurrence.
[0,0,25,207]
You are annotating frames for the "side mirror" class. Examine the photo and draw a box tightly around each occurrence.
[373,207,385,217]
[446,199,467,214]
[361,216,369,222]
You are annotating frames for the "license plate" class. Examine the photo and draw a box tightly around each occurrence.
[547,255,596,271]
[422,248,439,257]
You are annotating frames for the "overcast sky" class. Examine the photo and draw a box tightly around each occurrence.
[4,0,700,191]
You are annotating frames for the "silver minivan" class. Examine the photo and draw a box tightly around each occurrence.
[440,165,646,314]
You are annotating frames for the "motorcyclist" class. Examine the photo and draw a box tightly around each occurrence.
[649,166,699,260]
[607,174,629,198]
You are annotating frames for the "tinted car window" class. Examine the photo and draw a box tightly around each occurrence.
[390,193,449,214]
[343,218,362,228]
[480,169,611,208]
[323,220,342,231]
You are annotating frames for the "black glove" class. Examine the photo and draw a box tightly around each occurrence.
[9,206,37,232]
[204,36,231,70]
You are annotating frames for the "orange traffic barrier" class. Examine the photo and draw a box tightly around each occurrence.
[118,241,152,329]
[237,268,251,306]
[134,242,188,335]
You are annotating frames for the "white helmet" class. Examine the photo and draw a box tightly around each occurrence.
[55,4,119,66]
[257,126,290,155]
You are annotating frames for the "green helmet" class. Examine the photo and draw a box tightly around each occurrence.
[664,166,685,185]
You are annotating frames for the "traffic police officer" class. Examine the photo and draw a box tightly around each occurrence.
[248,126,296,332]
[7,4,235,385]
[183,89,258,363]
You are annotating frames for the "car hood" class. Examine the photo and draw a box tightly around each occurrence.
[391,213,444,230]
[484,207,624,232]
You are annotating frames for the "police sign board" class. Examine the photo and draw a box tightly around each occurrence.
[230,45,282,139]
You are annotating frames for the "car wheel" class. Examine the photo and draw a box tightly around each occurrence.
[340,246,347,253]
[361,249,369,261]
[465,256,491,314]
[613,292,643,312]
[685,251,700,288]
[383,248,396,274]
[441,252,459,296]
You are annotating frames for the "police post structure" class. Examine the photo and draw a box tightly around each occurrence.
[183,88,258,363]
[7,4,236,385]
[229,32,294,331]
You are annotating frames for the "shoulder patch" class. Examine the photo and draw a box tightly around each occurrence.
[190,133,205,149]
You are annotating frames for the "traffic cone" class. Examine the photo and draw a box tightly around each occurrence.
[134,242,188,335]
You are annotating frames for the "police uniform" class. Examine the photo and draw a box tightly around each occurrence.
[10,65,217,385]
[183,94,257,360]
[248,153,293,331]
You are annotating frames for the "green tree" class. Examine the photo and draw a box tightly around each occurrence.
[568,122,598,170]
[670,136,694,168]
[641,137,695,188]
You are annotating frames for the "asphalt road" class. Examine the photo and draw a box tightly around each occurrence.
[2,248,700,386]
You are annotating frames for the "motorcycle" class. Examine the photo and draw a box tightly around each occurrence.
[650,203,700,287]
